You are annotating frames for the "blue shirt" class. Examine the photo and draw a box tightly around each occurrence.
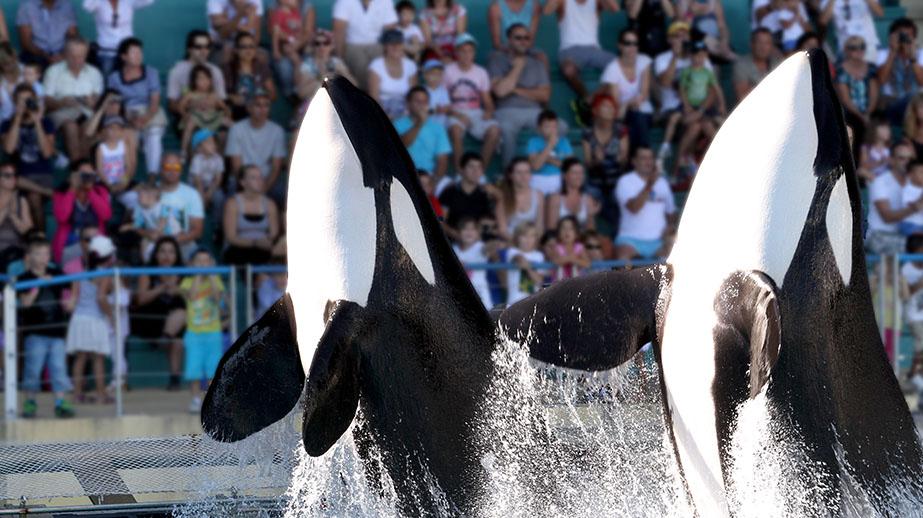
[393,117,451,173]
[16,0,77,55]
[525,135,573,176]
[106,65,161,110]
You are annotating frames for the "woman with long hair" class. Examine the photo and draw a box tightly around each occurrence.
[495,156,544,242]
[546,158,600,232]
[835,35,879,165]
[0,161,33,270]
[224,31,277,121]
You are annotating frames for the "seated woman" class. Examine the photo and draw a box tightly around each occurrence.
[368,29,418,119]
[0,161,33,271]
[495,156,544,242]
[582,93,628,225]
[223,31,277,121]
[222,165,281,265]
[546,158,600,232]
[289,29,356,128]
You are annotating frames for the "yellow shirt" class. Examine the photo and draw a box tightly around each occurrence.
[180,275,225,333]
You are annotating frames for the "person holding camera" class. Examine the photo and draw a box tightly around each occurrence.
[1,84,56,232]
[52,159,112,264]
[877,17,923,127]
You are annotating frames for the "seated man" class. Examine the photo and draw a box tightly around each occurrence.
[42,37,103,162]
[866,142,919,255]
[153,153,204,260]
[733,28,780,104]
[614,146,676,260]
[394,86,451,188]
[225,92,288,204]
[16,0,78,67]
[444,33,501,169]
[438,152,493,243]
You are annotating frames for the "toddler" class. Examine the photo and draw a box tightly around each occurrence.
[188,129,226,221]
[549,216,589,281]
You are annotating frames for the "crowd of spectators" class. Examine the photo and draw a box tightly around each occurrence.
[1,0,923,414]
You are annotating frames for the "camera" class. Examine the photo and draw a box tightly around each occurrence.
[899,32,913,45]
[24,99,38,112]
[80,172,96,184]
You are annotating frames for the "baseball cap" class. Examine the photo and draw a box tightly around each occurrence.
[380,29,404,45]
[454,33,478,49]
[191,128,214,151]
[423,59,444,72]
[668,21,691,37]
[89,235,115,259]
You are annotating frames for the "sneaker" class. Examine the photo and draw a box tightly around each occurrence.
[22,399,37,418]
[188,396,202,414]
[55,400,75,418]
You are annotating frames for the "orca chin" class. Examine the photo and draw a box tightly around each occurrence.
[501,48,923,516]
[201,76,499,514]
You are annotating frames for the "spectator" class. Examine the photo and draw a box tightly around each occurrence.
[396,1,425,61]
[489,23,553,165]
[675,40,725,174]
[505,221,546,304]
[394,87,451,183]
[16,0,78,68]
[614,146,676,260]
[901,160,923,236]
[167,30,228,117]
[904,94,923,160]
[544,0,619,101]
[0,163,34,271]
[420,0,467,61]
[62,224,99,274]
[877,18,923,127]
[52,160,112,264]
[223,165,281,265]
[546,157,600,231]
[65,234,116,404]
[126,182,163,262]
[368,29,418,119]
[43,37,103,162]
[835,35,878,165]
[20,238,74,418]
[488,0,542,52]
[189,129,226,223]
[820,0,883,63]
[269,0,315,99]
[439,152,493,241]
[496,156,544,241]
[0,44,23,123]
[418,169,444,217]
[0,11,9,44]
[177,65,233,158]
[224,32,277,121]
[94,115,137,204]
[654,21,701,162]
[332,0,399,90]
[107,38,166,175]
[83,89,138,162]
[1,84,55,230]
[901,234,923,406]
[772,0,811,53]
[179,248,226,413]
[208,0,264,62]
[866,142,918,254]
[858,119,891,182]
[132,236,186,390]
[582,93,628,217]
[291,29,356,107]
[452,216,495,308]
[225,93,288,202]
[527,109,573,195]
[255,257,287,317]
[600,29,654,148]
[81,0,156,75]
[679,0,735,61]
[795,31,822,54]
[581,228,612,263]
[421,60,450,126]
[733,28,781,103]
[624,0,675,57]
[549,215,590,280]
[155,153,204,259]
[444,33,501,168]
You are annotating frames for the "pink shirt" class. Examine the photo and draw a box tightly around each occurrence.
[443,62,490,111]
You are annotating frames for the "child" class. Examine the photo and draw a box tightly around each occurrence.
[177,65,232,158]
[549,216,590,281]
[775,0,810,53]
[65,235,117,404]
[127,182,166,261]
[19,238,75,418]
[270,0,310,98]
[20,62,45,107]
[179,249,226,413]
[901,161,923,236]
[256,256,287,318]
[505,222,546,305]
[421,59,451,127]
[417,170,444,218]
[188,129,226,222]
[396,1,425,61]
[901,234,923,408]
[860,120,892,182]
[96,115,137,206]
[525,110,574,195]
[453,217,495,309]
[676,40,724,174]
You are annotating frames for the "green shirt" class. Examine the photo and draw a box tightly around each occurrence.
[680,66,718,108]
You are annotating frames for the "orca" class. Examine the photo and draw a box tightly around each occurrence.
[500,49,923,515]
[200,77,498,514]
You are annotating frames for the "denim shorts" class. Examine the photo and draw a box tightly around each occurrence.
[22,334,72,393]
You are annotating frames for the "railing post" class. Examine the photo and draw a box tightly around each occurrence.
[4,283,17,421]
[893,254,902,375]
[245,264,253,326]
[229,266,238,338]
[113,268,124,417]
[879,255,887,341]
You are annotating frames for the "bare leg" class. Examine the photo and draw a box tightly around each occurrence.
[164,309,187,377]
[560,60,587,99]
[482,125,501,169]
[61,121,83,161]
[92,353,107,400]
[449,124,465,170]
[72,352,87,400]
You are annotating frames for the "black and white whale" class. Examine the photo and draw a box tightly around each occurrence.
[500,49,923,515]
[201,77,498,514]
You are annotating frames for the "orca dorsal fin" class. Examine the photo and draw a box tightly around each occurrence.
[499,265,668,371]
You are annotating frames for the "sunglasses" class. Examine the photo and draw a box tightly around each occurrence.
[846,44,866,51]
[315,39,331,47]
[191,43,210,50]
[621,40,639,47]
[162,164,182,172]
[511,35,530,41]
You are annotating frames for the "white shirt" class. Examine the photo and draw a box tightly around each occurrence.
[159,182,204,235]
[333,0,399,45]
[207,0,264,41]
[82,0,155,51]
[868,172,903,233]
[615,171,675,241]
[453,241,493,308]
[902,261,923,322]
[820,0,880,62]
[600,55,653,113]
[903,182,923,227]
[43,62,104,99]
[559,0,600,50]
[399,23,424,45]
[505,248,545,305]
[654,50,713,112]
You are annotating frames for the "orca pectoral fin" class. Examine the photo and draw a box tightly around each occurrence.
[202,294,304,442]
[302,299,364,456]
[712,270,782,399]
[499,265,668,371]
